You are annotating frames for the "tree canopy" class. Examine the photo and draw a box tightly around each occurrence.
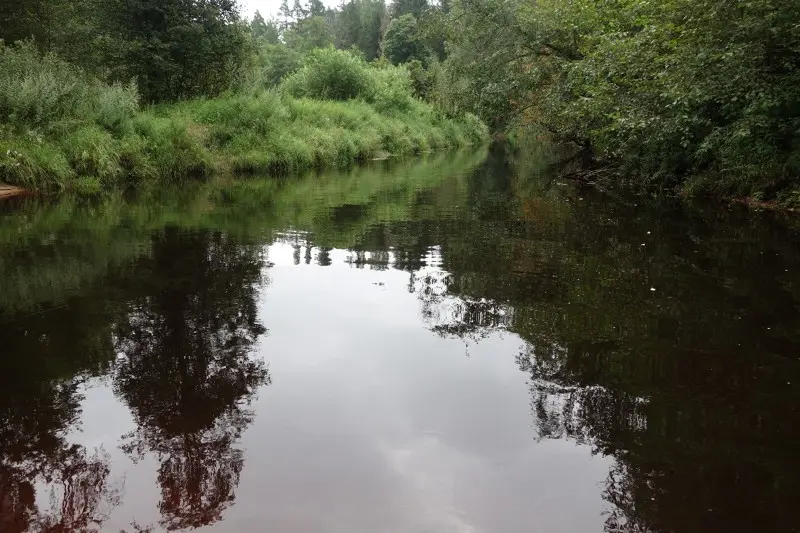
[434,0,800,196]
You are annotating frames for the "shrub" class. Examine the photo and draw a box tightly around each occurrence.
[0,41,138,134]
[250,43,303,91]
[282,48,371,101]
[364,64,414,112]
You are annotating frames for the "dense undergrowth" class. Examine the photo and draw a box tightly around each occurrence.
[437,0,800,205]
[0,43,487,193]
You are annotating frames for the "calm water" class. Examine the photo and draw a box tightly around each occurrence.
[1,148,799,533]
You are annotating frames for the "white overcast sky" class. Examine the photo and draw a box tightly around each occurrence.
[239,0,341,18]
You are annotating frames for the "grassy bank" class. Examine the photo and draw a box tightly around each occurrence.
[0,43,488,194]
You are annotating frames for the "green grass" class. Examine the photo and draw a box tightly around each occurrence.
[0,44,489,193]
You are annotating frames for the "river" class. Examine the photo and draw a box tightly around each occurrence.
[0,147,798,533]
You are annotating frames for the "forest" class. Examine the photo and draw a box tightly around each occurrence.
[1,0,799,202]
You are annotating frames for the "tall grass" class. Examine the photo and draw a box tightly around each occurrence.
[0,43,489,193]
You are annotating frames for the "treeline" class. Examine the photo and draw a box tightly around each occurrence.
[0,0,450,104]
[245,0,448,97]
[434,0,800,202]
[0,0,248,103]
[0,0,486,192]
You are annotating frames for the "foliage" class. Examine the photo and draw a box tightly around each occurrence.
[282,47,372,100]
[405,58,435,99]
[332,0,387,60]
[1,0,250,104]
[390,0,428,18]
[182,89,485,174]
[250,11,280,44]
[0,41,138,134]
[437,0,800,200]
[103,0,250,103]
[382,14,427,65]
[281,46,420,112]
[251,43,304,89]
[284,15,335,52]
[0,41,486,191]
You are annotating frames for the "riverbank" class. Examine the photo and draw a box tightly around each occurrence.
[0,44,488,195]
[0,94,487,195]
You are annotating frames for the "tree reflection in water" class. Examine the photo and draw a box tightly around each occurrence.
[0,301,122,533]
[113,229,270,530]
[406,162,800,533]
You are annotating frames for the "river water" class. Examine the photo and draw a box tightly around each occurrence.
[0,148,799,533]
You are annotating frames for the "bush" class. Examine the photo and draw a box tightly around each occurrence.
[283,48,371,101]
[0,41,139,134]
[60,125,122,182]
[365,64,414,112]
[281,47,417,113]
[249,43,303,91]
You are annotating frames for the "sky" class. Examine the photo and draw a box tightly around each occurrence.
[240,0,340,18]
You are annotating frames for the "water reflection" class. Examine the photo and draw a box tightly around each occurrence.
[0,302,120,532]
[0,149,799,532]
[113,229,269,530]
[408,152,800,532]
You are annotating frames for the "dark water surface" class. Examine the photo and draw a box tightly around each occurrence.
[1,148,799,533]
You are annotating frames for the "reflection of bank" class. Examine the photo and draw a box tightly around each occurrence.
[112,228,270,530]
[0,298,122,533]
[0,227,271,532]
[0,447,120,533]
[410,187,800,533]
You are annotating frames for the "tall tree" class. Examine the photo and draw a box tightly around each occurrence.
[390,0,427,18]
[104,0,249,102]
[113,229,270,530]
[251,11,281,43]
[278,0,294,30]
[309,0,327,17]
[382,13,426,64]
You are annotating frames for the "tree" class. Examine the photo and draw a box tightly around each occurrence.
[292,0,308,19]
[437,0,800,196]
[390,0,427,18]
[104,0,249,102]
[0,295,124,533]
[0,0,111,74]
[382,13,426,64]
[332,0,386,59]
[252,12,281,44]
[357,0,387,59]
[285,15,335,52]
[309,0,327,17]
[113,229,270,530]
[256,43,303,86]
[250,10,280,44]
[250,10,268,37]
[278,0,294,30]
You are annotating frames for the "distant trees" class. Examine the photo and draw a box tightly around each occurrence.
[251,11,280,44]
[382,14,426,64]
